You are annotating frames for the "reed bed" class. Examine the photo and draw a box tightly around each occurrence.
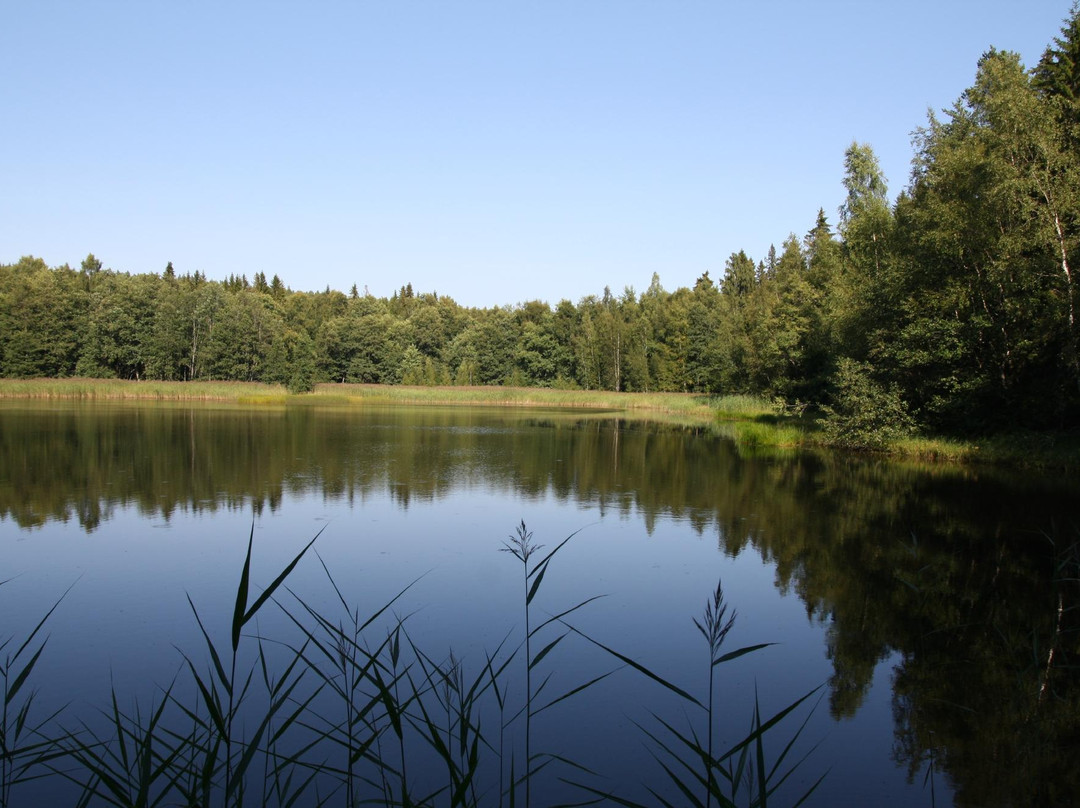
[891,431,1080,470]
[0,522,822,808]
[313,383,717,416]
[0,379,728,421]
[709,395,784,421]
[0,378,286,402]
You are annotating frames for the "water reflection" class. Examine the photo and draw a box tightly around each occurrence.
[1,401,1078,806]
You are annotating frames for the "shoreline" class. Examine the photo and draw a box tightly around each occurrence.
[2,378,1077,471]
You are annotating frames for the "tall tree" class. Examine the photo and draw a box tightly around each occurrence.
[687,271,723,392]
[896,49,1080,428]
[1034,4,1080,104]
[837,142,896,363]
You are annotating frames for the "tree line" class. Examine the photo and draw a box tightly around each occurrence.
[4,10,1080,435]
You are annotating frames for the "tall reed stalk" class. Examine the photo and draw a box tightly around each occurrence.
[500,521,604,808]
[565,577,823,808]
[695,580,737,808]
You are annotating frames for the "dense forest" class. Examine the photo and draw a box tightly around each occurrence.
[5,12,1080,437]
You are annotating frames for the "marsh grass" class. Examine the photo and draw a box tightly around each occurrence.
[0,379,717,418]
[315,383,717,417]
[0,379,286,402]
[729,422,806,453]
[710,396,783,421]
[7,523,822,808]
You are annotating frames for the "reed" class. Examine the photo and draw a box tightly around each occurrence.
[0,378,288,402]
[8,522,821,807]
[710,395,784,421]
[729,422,806,452]
[312,383,717,417]
[564,579,823,807]
[0,582,71,808]
[499,521,609,808]
[279,556,420,808]
[57,524,323,808]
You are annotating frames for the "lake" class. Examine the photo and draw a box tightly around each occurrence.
[1,400,1077,807]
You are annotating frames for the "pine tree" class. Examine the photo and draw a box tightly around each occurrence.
[1034,3,1080,103]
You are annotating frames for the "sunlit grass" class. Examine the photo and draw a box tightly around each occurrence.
[731,420,807,451]
[710,394,782,420]
[0,379,715,418]
[892,431,1080,470]
[0,378,286,401]
[313,383,717,416]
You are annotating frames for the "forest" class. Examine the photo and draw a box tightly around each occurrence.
[4,11,1080,438]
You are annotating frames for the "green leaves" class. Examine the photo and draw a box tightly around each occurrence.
[820,359,915,449]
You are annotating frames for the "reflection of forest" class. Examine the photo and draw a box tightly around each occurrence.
[2,403,1077,806]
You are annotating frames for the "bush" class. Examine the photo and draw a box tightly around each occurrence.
[820,358,915,449]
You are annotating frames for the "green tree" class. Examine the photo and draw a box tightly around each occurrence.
[186,282,225,380]
[838,142,895,363]
[1034,4,1080,105]
[0,257,87,377]
[77,272,157,379]
[515,307,573,388]
[686,271,723,392]
[895,49,1080,428]
[203,289,280,381]
[802,210,844,398]
[638,274,676,392]
[471,308,517,385]
[315,316,361,383]
[743,236,814,396]
[264,327,316,392]
[144,272,190,380]
[399,344,425,385]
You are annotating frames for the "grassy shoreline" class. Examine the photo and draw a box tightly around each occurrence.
[0,377,287,401]
[0,378,721,417]
[2,378,1077,470]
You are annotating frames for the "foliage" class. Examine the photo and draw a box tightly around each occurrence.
[819,359,915,450]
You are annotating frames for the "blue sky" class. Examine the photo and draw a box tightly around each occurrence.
[2,1,1070,308]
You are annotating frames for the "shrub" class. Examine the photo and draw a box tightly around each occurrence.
[821,358,915,449]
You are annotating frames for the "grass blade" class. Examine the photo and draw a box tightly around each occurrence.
[562,625,702,708]
[242,527,325,626]
[529,633,566,671]
[232,522,255,654]
[712,643,774,668]
[6,640,47,703]
[186,596,231,696]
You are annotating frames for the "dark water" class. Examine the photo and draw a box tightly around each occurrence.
[1,401,1078,807]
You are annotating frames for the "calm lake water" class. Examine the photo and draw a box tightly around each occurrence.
[1,401,1078,807]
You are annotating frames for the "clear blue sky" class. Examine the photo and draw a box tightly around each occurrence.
[2,1,1070,308]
